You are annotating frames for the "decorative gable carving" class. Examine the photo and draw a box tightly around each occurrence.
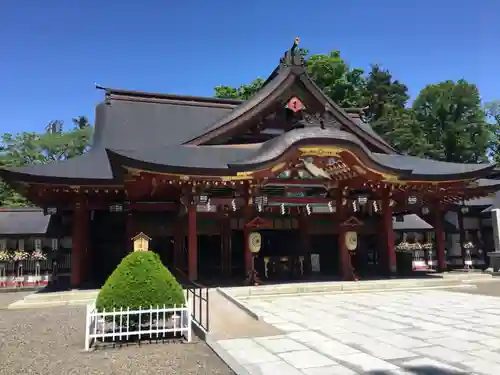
[340,216,364,227]
[245,216,273,229]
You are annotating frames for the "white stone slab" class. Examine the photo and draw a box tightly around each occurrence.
[461,358,500,375]
[413,345,475,364]
[272,322,306,332]
[244,360,304,375]
[469,349,500,363]
[307,338,361,356]
[428,337,487,351]
[301,365,358,375]
[400,357,466,374]
[279,349,336,369]
[255,337,308,353]
[358,341,419,360]
[340,352,399,372]
[286,331,329,344]
[402,329,444,339]
[217,338,258,350]
[226,346,279,365]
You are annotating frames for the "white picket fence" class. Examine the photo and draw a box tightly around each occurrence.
[84,301,192,350]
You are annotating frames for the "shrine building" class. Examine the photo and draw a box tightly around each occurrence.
[1,40,499,287]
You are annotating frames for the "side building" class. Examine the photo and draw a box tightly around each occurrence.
[1,41,498,287]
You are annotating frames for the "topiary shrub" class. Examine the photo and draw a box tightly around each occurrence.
[96,251,185,312]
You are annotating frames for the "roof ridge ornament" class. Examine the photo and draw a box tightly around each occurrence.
[279,37,304,68]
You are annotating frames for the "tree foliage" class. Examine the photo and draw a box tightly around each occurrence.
[214,48,497,164]
[0,116,92,206]
[412,80,491,163]
[96,251,185,311]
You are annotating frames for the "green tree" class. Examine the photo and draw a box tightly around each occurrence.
[485,100,500,162]
[215,78,265,100]
[361,64,409,122]
[0,117,93,206]
[412,80,492,163]
[305,51,366,108]
[372,108,430,157]
[214,50,367,108]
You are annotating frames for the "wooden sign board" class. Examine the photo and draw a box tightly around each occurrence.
[131,232,152,252]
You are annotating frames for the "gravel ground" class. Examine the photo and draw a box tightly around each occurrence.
[0,293,234,375]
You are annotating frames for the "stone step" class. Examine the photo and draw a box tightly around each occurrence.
[23,290,99,302]
[8,298,93,310]
[224,277,495,299]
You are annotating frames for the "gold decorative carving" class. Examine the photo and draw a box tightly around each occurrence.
[299,147,342,157]
[352,165,367,175]
[221,175,253,181]
[271,162,287,172]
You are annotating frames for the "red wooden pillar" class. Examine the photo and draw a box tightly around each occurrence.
[243,198,254,278]
[71,200,88,288]
[336,191,354,280]
[244,228,253,277]
[173,217,183,270]
[187,203,198,281]
[434,209,446,272]
[382,190,397,275]
[457,209,466,266]
[125,212,135,253]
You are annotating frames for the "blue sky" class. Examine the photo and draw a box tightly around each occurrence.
[1,0,498,134]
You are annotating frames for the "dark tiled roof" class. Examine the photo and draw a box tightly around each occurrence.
[3,148,114,183]
[109,145,259,171]
[373,154,494,176]
[393,214,433,231]
[0,208,51,235]
[93,99,235,150]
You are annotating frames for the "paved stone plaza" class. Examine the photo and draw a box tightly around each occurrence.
[217,290,500,374]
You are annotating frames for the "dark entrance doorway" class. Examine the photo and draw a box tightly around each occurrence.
[151,236,174,269]
[198,234,222,280]
[88,210,126,287]
[231,230,245,278]
[310,234,339,276]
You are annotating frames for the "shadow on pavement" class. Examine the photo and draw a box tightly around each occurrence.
[368,366,467,374]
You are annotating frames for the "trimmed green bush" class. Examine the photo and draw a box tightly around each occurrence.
[96,251,185,311]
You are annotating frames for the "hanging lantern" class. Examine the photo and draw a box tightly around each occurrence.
[248,232,262,253]
[345,231,358,251]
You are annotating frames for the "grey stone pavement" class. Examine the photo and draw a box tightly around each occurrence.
[216,289,500,375]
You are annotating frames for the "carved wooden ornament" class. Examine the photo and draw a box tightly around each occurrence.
[132,232,152,252]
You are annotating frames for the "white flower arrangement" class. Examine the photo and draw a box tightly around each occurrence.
[0,250,11,262]
[422,242,434,250]
[12,250,29,261]
[463,241,475,249]
[396,242,422,251]
[31,249,47,261]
